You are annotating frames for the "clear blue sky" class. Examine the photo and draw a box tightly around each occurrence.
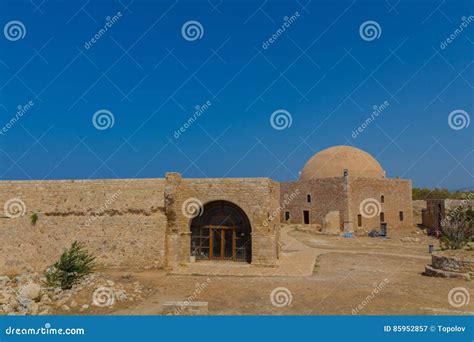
[0,0,473,190]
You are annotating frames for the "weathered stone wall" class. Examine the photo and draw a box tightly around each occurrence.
[280,178,346,230]
[349,177,413,231]
[0,179,167,274]
[165,173,281,267]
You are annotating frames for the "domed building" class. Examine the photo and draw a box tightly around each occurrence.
[299,145,385,180]
[280,145,413,233]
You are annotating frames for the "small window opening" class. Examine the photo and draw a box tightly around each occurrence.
[303,210,310,224]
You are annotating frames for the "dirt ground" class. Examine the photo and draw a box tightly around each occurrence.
[70,226,473,316]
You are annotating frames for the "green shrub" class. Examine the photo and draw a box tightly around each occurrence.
[30,213,38,226]
[440,207,474,250]
[412,187,472,200]
[45,241,96,290]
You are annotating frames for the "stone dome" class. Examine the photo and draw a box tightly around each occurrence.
[300,146,385,180]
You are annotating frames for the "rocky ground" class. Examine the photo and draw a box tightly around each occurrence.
[1,225,472,316]
[0,272,150,315]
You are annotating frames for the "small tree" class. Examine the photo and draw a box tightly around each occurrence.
[440,207,474,250]
[30,213,38,226]
[45,241,96,290]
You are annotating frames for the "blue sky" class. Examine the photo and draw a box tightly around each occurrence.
[0,0,473,189]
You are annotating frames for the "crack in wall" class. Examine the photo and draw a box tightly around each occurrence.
[44,206,165,217]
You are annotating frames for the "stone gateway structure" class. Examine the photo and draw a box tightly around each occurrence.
[0,145,413,274]
[163,173,280,268]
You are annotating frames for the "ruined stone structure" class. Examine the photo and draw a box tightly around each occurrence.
[0,145,413,274]
[421,198,474,231]
[425,251,473,280]
[280,146,413,234]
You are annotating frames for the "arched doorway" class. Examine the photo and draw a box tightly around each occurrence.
[190,200,251,263]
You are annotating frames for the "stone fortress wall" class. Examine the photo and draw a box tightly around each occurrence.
[0,178,168,275]
[0,175,281,275]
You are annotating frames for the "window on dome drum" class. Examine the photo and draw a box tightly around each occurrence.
[307,194,312,203]
[357,214,362,227]
[380,212,385,223]
[380,195,385,203]
[303,210,310,224]
[399,211,404,221]
[285,211,290,221]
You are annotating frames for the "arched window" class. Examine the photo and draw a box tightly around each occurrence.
[380,195,385,203]
[307,194,312,203]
